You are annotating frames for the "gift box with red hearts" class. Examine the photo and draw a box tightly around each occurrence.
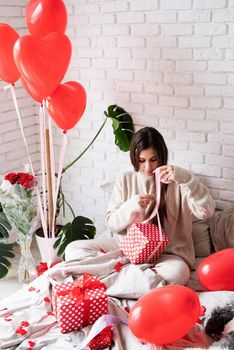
[120,223,169,264]
[52,273,108,333]
[88,326,113,350]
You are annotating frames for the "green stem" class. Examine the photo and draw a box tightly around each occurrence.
[62,117,108,173]
[24,269,29,283]
[64,200,76,219]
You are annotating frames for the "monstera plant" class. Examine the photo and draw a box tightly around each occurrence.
[62,104,134,172]
[54,104,134,259]
[0,204,15,279]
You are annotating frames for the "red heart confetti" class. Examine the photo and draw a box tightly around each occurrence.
[0,308,8,311]
[115,262,123,272]
[44,297,51,303]
[28,340,35,347]
[200,305,206,316]
[124,306,130,313]
[16,326,27,335]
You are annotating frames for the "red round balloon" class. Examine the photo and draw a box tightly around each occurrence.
[0,23,20,83]
[13,33,71,100]
[26,0,67,38]
[47,81,86,131]
[128,285,200,345]
[198,248,234,291]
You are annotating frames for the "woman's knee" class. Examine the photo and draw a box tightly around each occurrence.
[154,255,190,286]
[64,240,90,261]
[168,263,190,285]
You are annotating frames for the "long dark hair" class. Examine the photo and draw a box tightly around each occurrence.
[130,127,168,227]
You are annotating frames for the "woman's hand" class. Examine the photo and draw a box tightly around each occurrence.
[158,165,174,184]
[137,194,156,208]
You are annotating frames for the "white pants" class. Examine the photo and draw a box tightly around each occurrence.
[65,237,190,286]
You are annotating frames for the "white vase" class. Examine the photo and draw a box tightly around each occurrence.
[35,234,58,264]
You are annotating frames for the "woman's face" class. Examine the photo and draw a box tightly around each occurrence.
[138,148,160,176]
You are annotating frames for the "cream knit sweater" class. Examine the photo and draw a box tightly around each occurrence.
[106,166,215,269]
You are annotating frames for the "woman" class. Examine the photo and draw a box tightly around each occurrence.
[65,127,215,286]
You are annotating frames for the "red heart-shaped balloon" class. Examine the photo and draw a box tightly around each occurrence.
[21,75,43,103]
[0,23,20,83]
[13,33,71,100]
[26,0,67,38]
[47,81,86,131]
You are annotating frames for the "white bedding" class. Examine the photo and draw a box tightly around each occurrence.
[0,248,233,350]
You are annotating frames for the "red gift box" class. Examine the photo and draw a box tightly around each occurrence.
[88,326,113,350]
[120,223,169,264]
[52,273,108,333]
[120,168,169,265]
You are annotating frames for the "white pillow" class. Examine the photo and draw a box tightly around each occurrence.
[192,219,212,258]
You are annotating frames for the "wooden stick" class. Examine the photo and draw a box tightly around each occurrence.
[45,128,53,237]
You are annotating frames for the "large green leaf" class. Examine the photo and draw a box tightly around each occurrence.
[54,216,96,259]
[104,105,135,152]
[0,242,15,279]
[0,208,12,239]
[0,205,15,278]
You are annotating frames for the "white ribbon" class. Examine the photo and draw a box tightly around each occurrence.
[142,168,163,238]
[51,132,67,239]
[142,168,165,263]
[47,107,56,238]
[39,102,48,231]
[7,84,48,241]
[75,314,128,350]
[9,85,34,175]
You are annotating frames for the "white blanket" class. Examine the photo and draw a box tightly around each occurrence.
[0,249,233,350]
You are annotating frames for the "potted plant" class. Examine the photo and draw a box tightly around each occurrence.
[53,104,134,259]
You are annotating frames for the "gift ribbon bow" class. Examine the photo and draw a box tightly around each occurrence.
[56,273,107,325]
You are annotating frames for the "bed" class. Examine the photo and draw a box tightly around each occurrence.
[0,206,233,350]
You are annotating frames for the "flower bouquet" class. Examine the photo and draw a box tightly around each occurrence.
[0,172,39,283]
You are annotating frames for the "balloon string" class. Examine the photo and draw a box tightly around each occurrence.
[39,103,48,230]
[44,102,56,267]
[9,85,34,175]
[51,132,67,240]
[41,101,56,265]
[46,103,56,240]
[8,84,47,240]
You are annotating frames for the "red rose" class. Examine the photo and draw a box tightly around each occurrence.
[5,173,18,184]
[17,173,36,188]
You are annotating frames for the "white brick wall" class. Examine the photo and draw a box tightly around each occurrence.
[1,1,234,235]
[0,0,39,175]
